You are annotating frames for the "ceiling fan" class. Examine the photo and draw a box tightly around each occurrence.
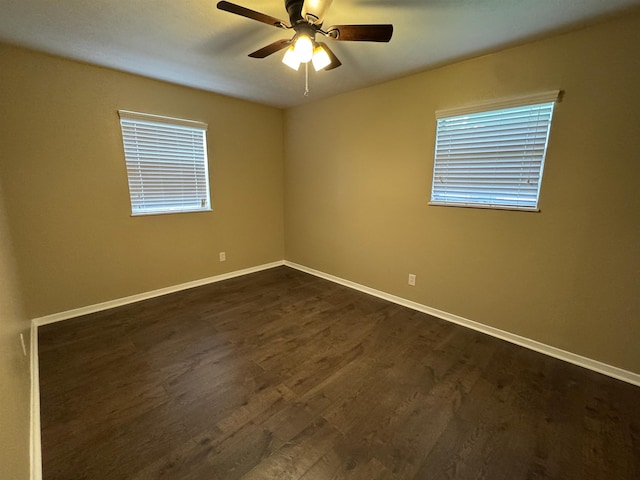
[216,0,393,72]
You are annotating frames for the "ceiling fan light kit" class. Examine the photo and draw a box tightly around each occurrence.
[217,0,393,78]
[281,35,332,72]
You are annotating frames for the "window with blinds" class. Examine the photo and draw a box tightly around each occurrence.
[119,110,211,216]
[430,91,559,211]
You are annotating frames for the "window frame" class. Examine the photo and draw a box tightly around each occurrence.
[429,90,560,212]
[118,110,212,217]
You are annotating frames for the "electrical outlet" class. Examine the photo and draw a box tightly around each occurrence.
[219,252,226,262]
[408,274,416,286]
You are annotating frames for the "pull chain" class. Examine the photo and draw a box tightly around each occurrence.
[304,62,310,96]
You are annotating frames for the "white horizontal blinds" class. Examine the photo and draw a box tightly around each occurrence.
[431,92,558,211]
[119,111,211,215]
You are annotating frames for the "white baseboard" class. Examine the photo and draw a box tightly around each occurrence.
[32,260,285,327]
[284,261,640,387]
[30,322,41,480]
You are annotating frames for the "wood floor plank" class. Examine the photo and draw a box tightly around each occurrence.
[239,418,342,480]
[38,266,640,480]
[129,437,222,480]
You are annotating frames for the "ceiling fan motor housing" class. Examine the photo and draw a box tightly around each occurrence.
[286,0,319,42]
[285,0,305,25]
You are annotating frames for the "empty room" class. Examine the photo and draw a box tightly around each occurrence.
[1,0,639,479]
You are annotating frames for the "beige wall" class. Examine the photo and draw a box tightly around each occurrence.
[0,180,30,479]
[0,44,285,319]
[285,13,640,373]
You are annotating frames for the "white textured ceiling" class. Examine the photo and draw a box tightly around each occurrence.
[1,0,639,108]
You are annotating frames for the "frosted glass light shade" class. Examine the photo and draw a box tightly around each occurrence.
[294,35,314,63]
[282,46,301,70]
[312,45,331,71]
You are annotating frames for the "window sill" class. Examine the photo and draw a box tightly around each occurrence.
[428,202,540,213]
[131,208,212,217]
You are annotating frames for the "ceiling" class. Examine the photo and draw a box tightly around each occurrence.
[1,0,639,108]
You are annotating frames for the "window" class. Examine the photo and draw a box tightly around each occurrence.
[430,91,559,211]
[119,110,211,216]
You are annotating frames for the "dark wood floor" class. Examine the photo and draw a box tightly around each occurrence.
[39,266,640,480]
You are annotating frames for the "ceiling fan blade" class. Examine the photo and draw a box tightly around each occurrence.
[216,1,289,28]
[317,42,342,70]
[301,0,334,23]
[326,24,393,42]
[248,39,293,58]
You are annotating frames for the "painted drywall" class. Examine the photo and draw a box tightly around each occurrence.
[0,44,285,319]
[0,181,30,480]
[285,12,640,373]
